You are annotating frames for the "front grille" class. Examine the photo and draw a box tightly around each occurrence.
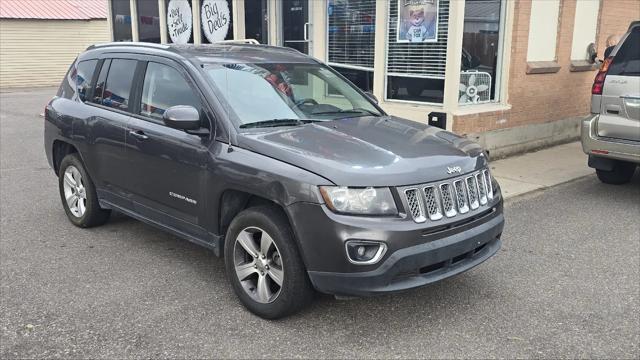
[423,186,443,220]
[476,173,488,205]
[483,170,493,200]
[453,179,469,214]
[401,169,495,223]
[466,176,480,210]
[404,188,426,222]
[439,183,456,218]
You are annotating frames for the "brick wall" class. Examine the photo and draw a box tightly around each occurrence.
[453,0,640,135]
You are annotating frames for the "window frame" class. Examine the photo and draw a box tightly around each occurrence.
[128,55,215,135]
[325,0,377,89]
[73,58,102,104]
[85,57,141,119]
[459,0,508,105]
[93,57,141,114]
[111,0,133,42]
[136,0,162,43]
[382,0,450,106]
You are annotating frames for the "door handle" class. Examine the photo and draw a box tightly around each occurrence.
[129,130,149,141]
[605,104,621,115]
[303,22,310,42]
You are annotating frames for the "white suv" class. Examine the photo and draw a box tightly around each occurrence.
[582,21,640,184]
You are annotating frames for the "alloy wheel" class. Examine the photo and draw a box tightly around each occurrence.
[233,227,284,304]
[62,165,87,218]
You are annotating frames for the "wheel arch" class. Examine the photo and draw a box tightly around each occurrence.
[52,140,79,176]
[218,189,290,238]
[217,189,309,266]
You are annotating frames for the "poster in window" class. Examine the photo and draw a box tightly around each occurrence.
[396,0,438,43]
[167,0,193,44]
[201,0,230,43]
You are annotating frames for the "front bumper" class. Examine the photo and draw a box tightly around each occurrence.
[581,114,640,164]
[287,198,504,297]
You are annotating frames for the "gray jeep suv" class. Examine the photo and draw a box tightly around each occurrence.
[582,21,640,184]
[45,42,504,319]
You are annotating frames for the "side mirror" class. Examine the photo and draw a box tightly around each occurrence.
[163,105,201,131]
[364,92,379,104]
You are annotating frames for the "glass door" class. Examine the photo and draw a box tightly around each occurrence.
[244,0,269,44]
[280,0,311,54]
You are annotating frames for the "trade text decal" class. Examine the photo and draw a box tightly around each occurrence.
[167,0,193,44]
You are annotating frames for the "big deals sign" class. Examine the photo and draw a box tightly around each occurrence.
[201,0,230,43]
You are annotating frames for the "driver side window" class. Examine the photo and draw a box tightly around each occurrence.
[140,62,203,122]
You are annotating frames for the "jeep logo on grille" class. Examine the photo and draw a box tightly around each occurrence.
[447,166,462,174]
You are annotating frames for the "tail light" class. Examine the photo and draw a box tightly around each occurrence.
[592,57,613,95]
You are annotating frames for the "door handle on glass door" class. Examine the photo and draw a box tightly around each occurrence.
[304,22,310,41]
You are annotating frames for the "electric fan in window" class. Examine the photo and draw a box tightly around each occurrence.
[459,71,492,104]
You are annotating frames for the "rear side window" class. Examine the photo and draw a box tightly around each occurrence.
[58,61,75,99]
[76,60,98,102]
[139,62,202,120]
[102,59,137,111]
[609,27,640,77]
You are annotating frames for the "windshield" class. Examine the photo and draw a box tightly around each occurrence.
[205,62,383,128]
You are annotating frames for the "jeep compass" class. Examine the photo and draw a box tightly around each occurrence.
[45,42,504,319]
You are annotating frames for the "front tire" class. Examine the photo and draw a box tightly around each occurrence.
[58,153,110,227]
[224,206,313,319]
[596,160,636,185]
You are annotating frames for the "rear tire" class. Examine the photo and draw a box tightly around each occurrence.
[58,153,111,227]
[224,205,313,319]
[596,160,636,185]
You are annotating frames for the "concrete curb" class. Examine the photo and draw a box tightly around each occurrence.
[489,141,593,200]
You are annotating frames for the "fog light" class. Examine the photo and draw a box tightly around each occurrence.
[345,240,387,265]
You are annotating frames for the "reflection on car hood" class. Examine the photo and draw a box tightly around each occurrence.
[237,116,487,187]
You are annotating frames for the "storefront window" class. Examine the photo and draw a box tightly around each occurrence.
[166,0,194,44]
[244,0,268,44]
[201,0,234,43]
[385,0,448,103]
[137,0,161,43]
[112,0,133,42]
[461,0,504,104]
[327,0,376,92]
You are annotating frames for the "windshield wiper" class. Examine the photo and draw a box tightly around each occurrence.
[239,118,320,129]
[311,108,379,117]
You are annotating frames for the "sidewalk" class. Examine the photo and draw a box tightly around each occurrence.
[490,141,593,200]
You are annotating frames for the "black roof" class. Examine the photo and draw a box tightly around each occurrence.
[85,42,316,65]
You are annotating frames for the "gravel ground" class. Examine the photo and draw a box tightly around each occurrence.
[1,88,639,358]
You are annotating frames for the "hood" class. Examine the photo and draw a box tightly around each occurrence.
[237,116,487,187]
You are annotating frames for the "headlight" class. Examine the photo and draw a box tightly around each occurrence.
[319,186,398,215]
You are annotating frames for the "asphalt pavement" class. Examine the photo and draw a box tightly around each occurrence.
[1,88,639,358]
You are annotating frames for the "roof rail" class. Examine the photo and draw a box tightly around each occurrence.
[212,39,260,45]
[86,42,171,51]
